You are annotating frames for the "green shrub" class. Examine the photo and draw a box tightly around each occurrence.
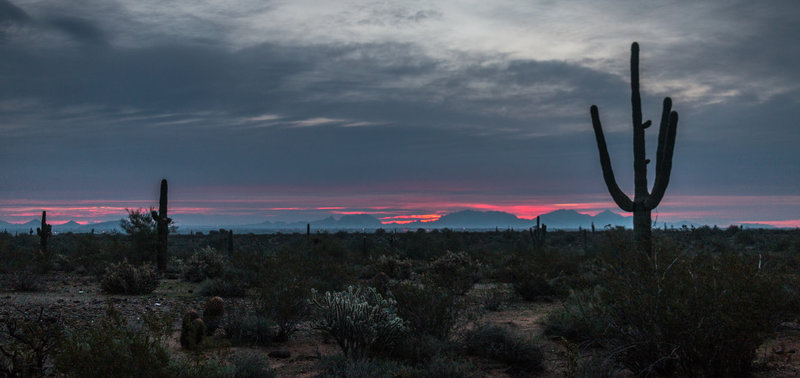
[555,246,793,376]
[309,286,407,359]
[463,324,545,375]
[230,352,276,378]
[256,280,310,342]
[199,278,248,298]
[6,269,42,292]
[315,355,406,378]
[184,246,227,283]
[223,308,278,346]
[0,307,63,377]
[390,279,463,340]
[56,303,172,377]
[411,357,483,378]
[100,260,158,295]
[428,251,482,295]
[543,287,608,343]
[372,255,412,280]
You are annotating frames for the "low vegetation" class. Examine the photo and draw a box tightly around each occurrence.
[1,226,799,376]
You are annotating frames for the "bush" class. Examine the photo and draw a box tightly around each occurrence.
[309,286,407,359]
[184,246,227,283]
[428,251,482,295]
[316,355,405,378]
[199,278,248,298]
[100,260,158,295]
[6,269,42,292]
[56,302,172,377]
[463,325,545,375]
[256,280,310,342]
[0,306,63,377]
[553,246,793,376]
[390,279,463,340]
[543,287,609,343]
[223,308,278,346]
[372,255,412,280]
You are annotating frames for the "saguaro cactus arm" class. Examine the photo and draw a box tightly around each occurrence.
[590,105,634,212]
[645,99,679,209]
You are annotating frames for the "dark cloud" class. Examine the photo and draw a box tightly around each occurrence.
[0,0,30,24]
[0,1,798,224]
[46,16,108,46]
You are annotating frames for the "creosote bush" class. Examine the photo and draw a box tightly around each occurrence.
[390,279,463,340]
[463,324,545,375]
[545,243,794,377]
[100,260,158,295]
[429,251,483,295]
[309,286,407,359]
[0,306,63,377]
[56,303,172,377]
[184,246,227,283]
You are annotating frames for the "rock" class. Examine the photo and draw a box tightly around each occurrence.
[268,350,291,359]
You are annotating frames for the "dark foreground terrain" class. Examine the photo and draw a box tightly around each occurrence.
[2,226,800,377]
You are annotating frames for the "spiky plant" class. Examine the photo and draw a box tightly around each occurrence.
[590,42,679,255]
[151,179,172,273]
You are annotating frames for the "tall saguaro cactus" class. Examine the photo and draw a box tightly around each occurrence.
[590,42,679,255]
[37,210,52,255]
[151,179,172,272]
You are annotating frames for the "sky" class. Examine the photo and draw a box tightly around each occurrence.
[1,0,799,227]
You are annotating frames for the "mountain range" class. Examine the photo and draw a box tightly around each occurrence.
[1,208,754,234]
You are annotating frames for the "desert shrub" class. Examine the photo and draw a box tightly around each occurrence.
[428,251,482,295]
[199,278,248,298]
[463,324,545,375]
[512,272,560,302]
[6,269,42,292]
[184,246,227,282]
[0,306,63,377]
[481,284,509,311]
[309,286,407,359]
[223,309,278,346]
[230,352,276,378]
[372,255,412,280]
[543,287,609,343]
[555,245,793,377]
[411,357,483,378]
[100,260,158,295]
[316,355,406,378]
[256,280,310,342]
[56,303,172,377]
[389,334,461,365]
[390,279,463,340]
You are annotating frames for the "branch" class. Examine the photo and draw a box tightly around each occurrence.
[591,105,634,212]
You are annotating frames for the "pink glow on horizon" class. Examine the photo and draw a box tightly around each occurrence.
[380,214,442,224]
[1,194,798,226]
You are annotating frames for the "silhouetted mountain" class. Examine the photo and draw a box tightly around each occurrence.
[54,221,82,232]
[432,210,524,229]
[591,210,631,228]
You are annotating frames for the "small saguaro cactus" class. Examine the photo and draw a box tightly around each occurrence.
[36,211,52,255]
[151,179,172,273]
[590,42,679,255]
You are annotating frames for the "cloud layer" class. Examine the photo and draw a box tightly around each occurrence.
[1,0,799,225]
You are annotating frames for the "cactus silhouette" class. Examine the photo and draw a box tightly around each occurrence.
[151,179,172,272]
[590,42,679,255]
[36,210,52,255]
